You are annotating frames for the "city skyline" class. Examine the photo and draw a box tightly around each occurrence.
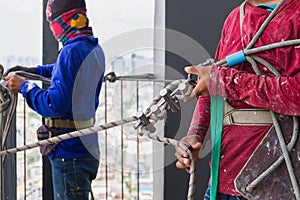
[0,0,155,67]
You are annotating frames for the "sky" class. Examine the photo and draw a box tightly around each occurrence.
[0,0,155,66]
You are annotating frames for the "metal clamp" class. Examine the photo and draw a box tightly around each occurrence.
[134,111,156,133]
[160,88,180,112]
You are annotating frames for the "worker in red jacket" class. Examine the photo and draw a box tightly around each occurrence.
[175,0,300,199]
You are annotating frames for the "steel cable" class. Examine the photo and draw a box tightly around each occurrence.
[0,71,197,200]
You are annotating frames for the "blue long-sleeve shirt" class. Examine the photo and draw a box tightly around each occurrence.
[20,36,105,158]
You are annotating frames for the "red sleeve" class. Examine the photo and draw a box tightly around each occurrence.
[185,8,233,140]
[209,64,300,116]
[187,96,210,141]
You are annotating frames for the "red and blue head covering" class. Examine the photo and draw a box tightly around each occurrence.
[46,0,93,44]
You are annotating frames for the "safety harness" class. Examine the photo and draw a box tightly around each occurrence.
[44,117,95,129]
[0,1,299,199]
[209,1,300,199]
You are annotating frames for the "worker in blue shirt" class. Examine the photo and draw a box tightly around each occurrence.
[5,0,105,199]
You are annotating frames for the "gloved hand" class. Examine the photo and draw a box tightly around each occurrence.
[3,65,37,77]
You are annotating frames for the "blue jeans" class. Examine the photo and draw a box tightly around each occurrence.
[204,185,247,200]
[50,154,99,200]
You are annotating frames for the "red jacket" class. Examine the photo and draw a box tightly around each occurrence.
[188,0,300,195]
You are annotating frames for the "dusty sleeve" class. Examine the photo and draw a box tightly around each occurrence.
[209,64,300,116]
[187,96,211,142]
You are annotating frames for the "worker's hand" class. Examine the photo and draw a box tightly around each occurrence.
[5,74,26,93]
[175,135,202,174]
[3,65,37,77]
[185,65,212,102]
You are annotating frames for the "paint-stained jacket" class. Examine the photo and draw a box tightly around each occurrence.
[188,0,300,195]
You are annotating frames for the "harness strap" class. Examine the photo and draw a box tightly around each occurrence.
[239,1,246,38]
[210,96,224,200]
[223,101,273,126]
[210,4,246,199]
[44,117,95,129]
[210,1,264,199]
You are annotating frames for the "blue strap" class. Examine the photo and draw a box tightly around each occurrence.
[257,4,278,12]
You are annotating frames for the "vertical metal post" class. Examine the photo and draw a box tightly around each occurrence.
[136,81,140,200]
[0,113,2,199]
[120,80,124,199]
[23,100,27,200]
[104,81,108,200]
[153,0,166,199]
[1,108,17,200]
[42,0,58,199]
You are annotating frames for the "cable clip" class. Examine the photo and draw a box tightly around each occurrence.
[134,111,156,133]
[160,88,180,112]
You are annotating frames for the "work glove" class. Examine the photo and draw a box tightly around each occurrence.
[3,65,37,77]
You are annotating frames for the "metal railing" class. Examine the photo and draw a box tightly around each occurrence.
[13,72,169,200]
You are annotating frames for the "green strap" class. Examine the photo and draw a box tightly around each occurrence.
[209,3,246,199]
[210,96,224,200]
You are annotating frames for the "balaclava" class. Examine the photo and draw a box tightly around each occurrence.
[46,0,93,44]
